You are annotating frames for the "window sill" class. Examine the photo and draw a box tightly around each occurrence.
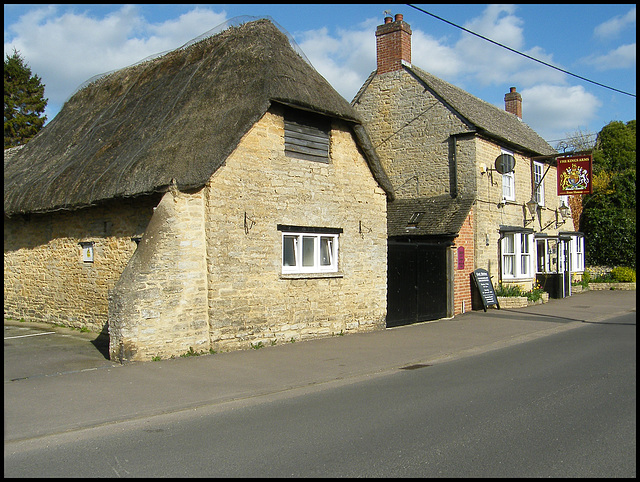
[280,272,344,280]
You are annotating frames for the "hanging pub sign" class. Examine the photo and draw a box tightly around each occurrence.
[557,154,593,195]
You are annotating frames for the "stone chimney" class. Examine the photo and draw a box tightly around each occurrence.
[376,13,412,74]
[504,87,522,119]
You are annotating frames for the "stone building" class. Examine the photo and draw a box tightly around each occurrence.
[4,18,394,361]
[353,14,585,325]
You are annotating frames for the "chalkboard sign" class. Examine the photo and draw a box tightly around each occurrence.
[472,268,500,311]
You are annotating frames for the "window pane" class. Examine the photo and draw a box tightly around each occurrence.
[504,255,514,275]
[503,234,514,254]
[534,162,544,205]
[502,174,511,198]
[503,234,515,276]
[521,254,530,275]
[320,237,333,266]
[302,236,315,267]
[521,234,529,253]
[283,236,297,267]
[537,240,546,272]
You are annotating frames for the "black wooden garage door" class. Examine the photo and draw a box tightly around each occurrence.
[387,242,448,327]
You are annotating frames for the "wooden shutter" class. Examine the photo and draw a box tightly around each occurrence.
[284,109,330,163]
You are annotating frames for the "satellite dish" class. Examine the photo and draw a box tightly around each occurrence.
[495,154,515,174]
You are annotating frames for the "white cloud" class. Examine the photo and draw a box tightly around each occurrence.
[594,6,636,40]
[296,20,377,101]
[521,85,602,140]
[4,5,228,121]
[462,4,523,50]
[419,5,564,88]
[411,30,464,79]
[4,4,622,142]
[582,43,636,70]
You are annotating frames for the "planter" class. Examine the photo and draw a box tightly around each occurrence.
[586,282,636,291]
[496,296,528,308]
[496,291,549,308]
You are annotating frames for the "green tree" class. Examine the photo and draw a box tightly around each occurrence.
[4,49,48,148]
[580,120,636,267]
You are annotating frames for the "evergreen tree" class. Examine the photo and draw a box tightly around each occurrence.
[4,49,48,148]
[580,120,636,267]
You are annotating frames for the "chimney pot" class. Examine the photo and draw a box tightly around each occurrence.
[395,13,403,22]
[385,16,393,24]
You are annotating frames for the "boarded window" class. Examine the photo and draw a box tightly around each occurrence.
[284,108,330,163]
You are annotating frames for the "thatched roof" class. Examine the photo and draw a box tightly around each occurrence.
[4,18,393,216]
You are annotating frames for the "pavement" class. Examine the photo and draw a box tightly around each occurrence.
[4,289,636,443]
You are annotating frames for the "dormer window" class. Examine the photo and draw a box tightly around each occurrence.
[407,212,425,228]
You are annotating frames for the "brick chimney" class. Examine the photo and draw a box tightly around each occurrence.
[504,87,522,119]
[376,13,412,74]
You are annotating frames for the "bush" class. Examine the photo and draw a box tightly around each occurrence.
[495,283,524,297]
[495,283,544,302]
[582,207,636,267]
[610,266,636,282]
[578,269,591,288]
[592,272,615,283]
[526,284,545,302]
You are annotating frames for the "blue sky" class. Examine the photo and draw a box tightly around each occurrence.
[4,4,636,148]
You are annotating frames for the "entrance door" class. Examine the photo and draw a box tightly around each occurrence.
[387,242,448,327]
[558,238,571,297]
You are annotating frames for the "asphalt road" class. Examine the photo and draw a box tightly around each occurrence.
[4,312,635,477]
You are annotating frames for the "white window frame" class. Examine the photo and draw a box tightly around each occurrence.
[520,233,532,277]
[570,234,585,272]
[501,148,515,201]
[501,232,534,279]
[502,171,515,201]
[533,161,545,206]
[281,231,339,274]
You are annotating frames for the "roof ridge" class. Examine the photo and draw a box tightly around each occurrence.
[404,64,556,156]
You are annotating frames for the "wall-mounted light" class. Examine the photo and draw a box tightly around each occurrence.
[541,202,572,231]
[552,202,571,229]
[524,198,538,226]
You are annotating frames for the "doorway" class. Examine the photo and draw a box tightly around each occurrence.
[387,241,449,327]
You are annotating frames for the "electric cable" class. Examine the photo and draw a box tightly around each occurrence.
[407,4,636,98]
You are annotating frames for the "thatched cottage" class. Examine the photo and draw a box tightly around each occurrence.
[4,18,394,361]
[352,14,584,326]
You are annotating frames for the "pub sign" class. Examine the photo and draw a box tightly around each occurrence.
[557,154,592,195]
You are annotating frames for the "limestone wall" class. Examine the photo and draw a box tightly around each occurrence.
[474,137,575,289]
[353,70,476,199]
[204,106,388,351]
[108,186,210,362]
[4,197,157,332]
[5,105,389,362]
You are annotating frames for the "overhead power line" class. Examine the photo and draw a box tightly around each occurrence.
[406,4,636,98]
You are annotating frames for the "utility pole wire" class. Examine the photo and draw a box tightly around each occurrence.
[406,4,636,98]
